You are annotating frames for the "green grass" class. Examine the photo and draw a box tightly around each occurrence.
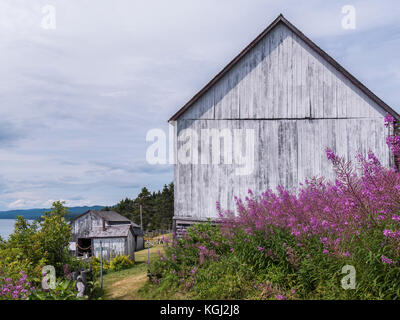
[101,240,165,300]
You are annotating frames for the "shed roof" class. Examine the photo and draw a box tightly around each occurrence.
[94,210,131,222]
[70,210,131,223]
[132,224,144,237]
[168,14,400,122]
[88,224,132,238]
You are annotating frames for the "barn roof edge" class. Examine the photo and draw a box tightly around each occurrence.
[168,14,400,122]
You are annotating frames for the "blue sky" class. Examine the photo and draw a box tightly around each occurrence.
[0,0,399,210]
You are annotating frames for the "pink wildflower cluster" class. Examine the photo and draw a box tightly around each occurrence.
[384,113,400,168]
[0,271,38,300]
[218,116,400,262]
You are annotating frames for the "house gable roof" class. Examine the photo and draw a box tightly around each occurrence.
[168,14,400,122]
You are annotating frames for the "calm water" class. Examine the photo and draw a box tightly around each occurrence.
[0,219,33,240]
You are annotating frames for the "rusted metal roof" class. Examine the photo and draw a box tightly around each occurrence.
[168,14,400,122]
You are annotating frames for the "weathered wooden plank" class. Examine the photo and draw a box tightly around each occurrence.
[173,22,393,221]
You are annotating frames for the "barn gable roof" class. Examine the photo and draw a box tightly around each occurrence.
[168,14,400,122]
[70,210,131,223]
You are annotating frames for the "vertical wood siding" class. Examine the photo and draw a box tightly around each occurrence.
[174,23,392,221]
[179,24,386,121]
[93,238,126,260]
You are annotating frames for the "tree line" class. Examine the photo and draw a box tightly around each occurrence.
[102,183,174,232]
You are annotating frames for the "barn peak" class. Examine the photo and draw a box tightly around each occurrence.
[169,14,399,122]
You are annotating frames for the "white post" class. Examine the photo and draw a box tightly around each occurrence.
[100,241,103,290]
[147,240,151,263]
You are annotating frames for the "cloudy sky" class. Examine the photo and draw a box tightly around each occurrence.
[0,0,399,210]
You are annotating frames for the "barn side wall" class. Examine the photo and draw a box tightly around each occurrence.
[174,118,391,220]
[173,23,393,222]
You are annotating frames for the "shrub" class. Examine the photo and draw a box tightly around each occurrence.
[109,255,134,271]
[143,115,400,300]
[90,256,110,274]
[91,255,133,274]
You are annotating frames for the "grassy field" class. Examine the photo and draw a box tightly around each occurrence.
[102,238,165,300]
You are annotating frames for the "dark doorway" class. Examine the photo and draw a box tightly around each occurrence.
[77,238,92,257]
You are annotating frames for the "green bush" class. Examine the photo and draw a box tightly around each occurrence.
[142,218,400,300]
[109,255,134,271]
[91,255,133,274]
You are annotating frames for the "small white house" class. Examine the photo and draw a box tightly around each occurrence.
[70,210,144,261]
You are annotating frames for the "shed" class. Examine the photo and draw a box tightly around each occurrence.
[169,14,400,232]
[70,210,144,260]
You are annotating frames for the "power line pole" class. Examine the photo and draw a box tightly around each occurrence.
[140,204,143,231]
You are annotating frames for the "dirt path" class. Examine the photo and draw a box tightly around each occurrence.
[102,240,166,300]
[105,272,148,300]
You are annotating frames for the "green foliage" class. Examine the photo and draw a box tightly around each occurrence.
[90,256,111,275]
[142,219,400,300]
[193,254,255,299]
[29,279,86,300]
[0,201,73,281]
[38,201,72,272]
[0,201,98,300]
[109,255,134,271]
[91,255,133,275]
[109,183,174,232]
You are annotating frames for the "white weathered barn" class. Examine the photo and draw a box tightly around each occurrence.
[70,210,144,261]
[169,15,400,231]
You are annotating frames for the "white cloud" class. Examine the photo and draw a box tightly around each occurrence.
[0,0,399,210]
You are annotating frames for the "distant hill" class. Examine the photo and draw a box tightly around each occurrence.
[0,206,105,220]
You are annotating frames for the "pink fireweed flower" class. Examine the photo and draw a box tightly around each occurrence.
[257,246,264,251]
[383,230,392,238]
[392,215,400,222]
[384,114,396,127]
[190,267,197,274]
[325,148,337,161]
[381,255,393,264]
